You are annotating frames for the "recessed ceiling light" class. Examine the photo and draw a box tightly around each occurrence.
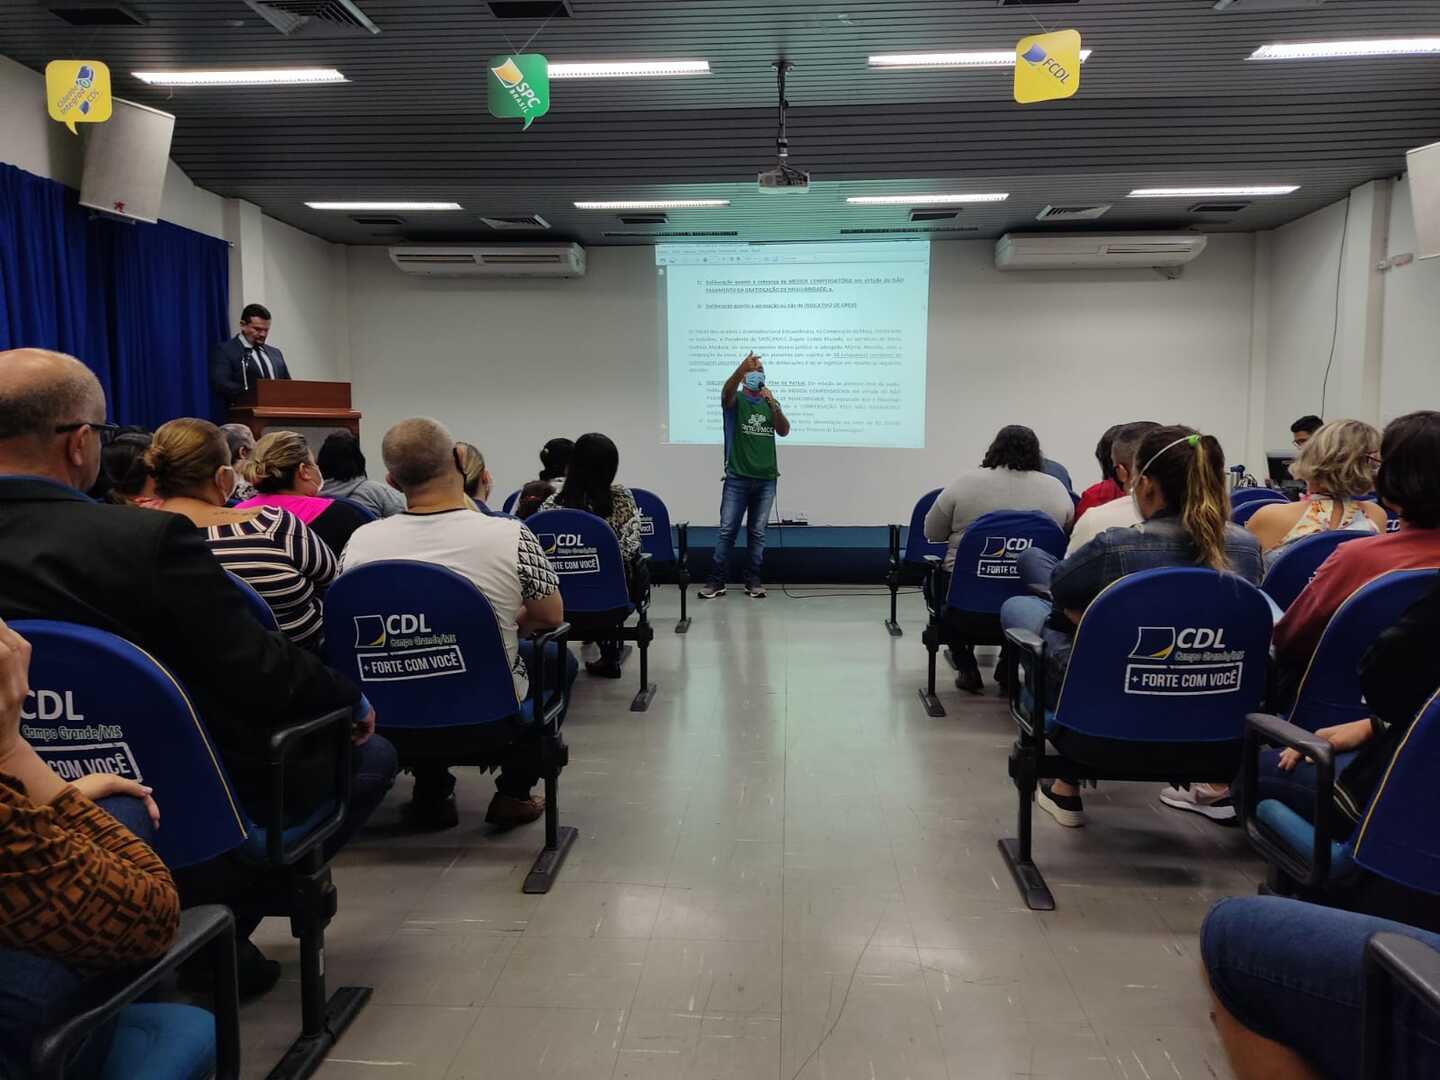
[846,193,1010,205]
[1249,38,1440,61]
[548,60,710,79]
[1127,186,1298,197]
[573,199,730,210]
[868,49,1092,70]
[133,68,347,86]
[306,201,463,211]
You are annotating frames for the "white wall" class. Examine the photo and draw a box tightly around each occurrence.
[262,216,348,382]
[346,237,1257,525]
[1379,178,1440,419]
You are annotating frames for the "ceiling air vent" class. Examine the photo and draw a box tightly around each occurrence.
[998,0,1079,6]
[350,215,406,226]
[480,214,551,231]
[1190,201,1251,214]
[1213,0,1330,12]
[603,230,738,239]
[488,1,573,18]
[841,226,979,235]
[1037,204,1112,222]
[619,214,669,226]
[244,0,380,36]
[46,3,146,25]
[910,209,960,222]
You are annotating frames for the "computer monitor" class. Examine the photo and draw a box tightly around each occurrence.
[1267,450,1301,494]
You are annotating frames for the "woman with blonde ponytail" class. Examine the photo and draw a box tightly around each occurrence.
[1000,424,1264,830]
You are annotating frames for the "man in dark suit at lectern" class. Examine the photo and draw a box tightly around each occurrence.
[210,303,292,403]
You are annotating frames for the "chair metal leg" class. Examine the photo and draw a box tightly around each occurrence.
[525,770,577,894]
[675,581,691,634]
[884,577,902,637]
[631,630,657,712]
[998,740,1055,911]
[918,630,946,717]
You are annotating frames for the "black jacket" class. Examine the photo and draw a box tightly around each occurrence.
[0,476,359,814]
[208,336,291,403]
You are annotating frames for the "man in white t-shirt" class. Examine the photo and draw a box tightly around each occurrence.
[341,417,574,830]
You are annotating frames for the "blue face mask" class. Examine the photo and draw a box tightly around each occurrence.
[743,371,766,392]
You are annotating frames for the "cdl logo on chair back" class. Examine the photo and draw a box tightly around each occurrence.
[11,620,247,868]
[1053,568,1272,742]
[528,508,631,613]
[324,560,524,725]
[630,488,675,562]
[947,510,1067,615]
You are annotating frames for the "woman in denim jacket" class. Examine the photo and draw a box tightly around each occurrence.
[1001,425,1264,828]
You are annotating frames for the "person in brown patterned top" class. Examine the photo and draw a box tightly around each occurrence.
[0,617,180,1075]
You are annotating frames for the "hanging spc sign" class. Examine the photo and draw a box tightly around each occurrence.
[1013,29,1082,104]
[488,53,550,129]
[45,60,112,134]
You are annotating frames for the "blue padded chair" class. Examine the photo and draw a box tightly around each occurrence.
[1001,568,1273,910]
[323,561,577,891]
[1260,530,1369,611]
[1286,569,1439,734]
[30,906,239,1080]
[225,570,279,631]
[1386,508,1402,534]
[13,620,367,1078]
[330,496,377,524]
[1232,495,1290,526]
[501,488,521,515]
[1242,690,1440,932]
[631,487,691,635]
[918,510,1068,717]
[884,488,945,637]
[528,507,658,711]
[1363,932,1440,1079]
[1231,487,1288,509]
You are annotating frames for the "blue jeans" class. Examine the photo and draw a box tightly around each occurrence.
[1203,895,1440,1079]
[0,796,156,1079]
[1000,595,1052,640]
[1254,747,1361,838]
[709,474,777,588]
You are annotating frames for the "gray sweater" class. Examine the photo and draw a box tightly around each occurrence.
[924,467,1074,570]
[321,477,407,519]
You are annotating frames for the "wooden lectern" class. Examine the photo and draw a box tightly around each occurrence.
[228,381,362,439]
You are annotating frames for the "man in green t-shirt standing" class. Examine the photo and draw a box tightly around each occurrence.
[699,351,791,599]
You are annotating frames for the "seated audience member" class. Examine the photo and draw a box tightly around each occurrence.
[97,427,158,507]
[539,436,573,487]
[219,423,259,502]
[1274,411,1440,683]
[1062,421,1161,556]
[1042,455,1075,497]
[998,426,1263,827]
[0,349,396,994]
[539,432,649,679]
[0,617,181,1078]
[1202,895,1440,1080]
[237,430,371,555]
[318,431,405,519]
[924,424,1074,691]
[457,441,495,509]
[1291,413,1324,448]
[1247,420,1386,561]
[341,417,576,830]
[145,419,337,651]
[1072,425,1124,522]
[515,479,557,519]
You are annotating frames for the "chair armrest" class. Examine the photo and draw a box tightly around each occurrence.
[1004,628,1047,739]
[920,555,943,614]
[1364,933,1440,1080]
[265,705,355,867]
[527,621,572,731]
[676,522,689,560]
[32,906,239,1080]
[1241,712,1336,888]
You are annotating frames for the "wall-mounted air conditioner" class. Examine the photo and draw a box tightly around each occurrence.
[995,233,1208,271]
[387,244,586,278]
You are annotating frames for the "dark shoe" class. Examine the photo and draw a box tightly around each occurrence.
[485,792,545,829]
[585,659,624,679]
[697,584,726,599]
[405,793,459,831]
[953,657,984,695]
[1037,782,1085,828]
[183,939,281,1001]
[744,583,767,598]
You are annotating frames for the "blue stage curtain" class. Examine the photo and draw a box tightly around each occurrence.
[0,163,229,427]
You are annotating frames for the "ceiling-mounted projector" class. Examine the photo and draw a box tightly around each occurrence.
[758,60,811,194]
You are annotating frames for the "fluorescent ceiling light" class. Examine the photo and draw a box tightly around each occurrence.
[305,202,462,211]
[1249,38,1440,61]
[574,199,730,210]
[846,193,1009,205]
[868,49,1092,70]
[132,68,347,86]
[1127,186,1299,198]
[548,60,710,79]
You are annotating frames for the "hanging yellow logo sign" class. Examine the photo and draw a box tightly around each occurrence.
[1014,30,1081,104]
[45,60,112,134]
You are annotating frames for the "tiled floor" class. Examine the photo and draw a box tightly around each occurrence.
[241,586,1260,1079]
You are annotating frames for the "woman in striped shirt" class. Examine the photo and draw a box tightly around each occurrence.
[143,419,337,650]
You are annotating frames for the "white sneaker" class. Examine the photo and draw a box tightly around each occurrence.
[580,642,601,664]
[1159,785,1236,824]
[1036,782,1085,828]
[744,583,767,599]
[697,584,726,599]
